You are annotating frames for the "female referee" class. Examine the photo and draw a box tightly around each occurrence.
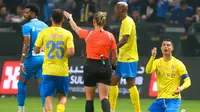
[63,11,118,112]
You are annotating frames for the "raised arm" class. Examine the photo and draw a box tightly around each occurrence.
[145,47,157,74]
[63,11,81,35]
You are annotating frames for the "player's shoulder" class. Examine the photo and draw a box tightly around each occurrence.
[123,16,134,23]
[172,57,185,66]
[38,20,48,27]
[154,57,162,63]
[22,21,31,28]
[62,28,73,35]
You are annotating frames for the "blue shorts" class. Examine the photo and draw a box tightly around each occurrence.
[20,57,43,80]
[42,75,69,97]
[148,98,181,112]
[114,61,138,78]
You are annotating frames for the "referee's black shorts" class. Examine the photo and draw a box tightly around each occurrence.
[83,59,112,87]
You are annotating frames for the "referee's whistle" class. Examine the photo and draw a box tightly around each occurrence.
[101,55,105,65]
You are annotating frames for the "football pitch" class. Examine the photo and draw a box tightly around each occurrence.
[0,97,199,112]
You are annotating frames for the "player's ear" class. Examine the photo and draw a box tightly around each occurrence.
[171,46,174,52]
[62,18,64,23]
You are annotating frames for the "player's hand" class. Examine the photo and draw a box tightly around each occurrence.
[40,46,44,52]
[151,47,157,57]
[63,11,71,19]
[174,87,182,94]
[20,63,26,74]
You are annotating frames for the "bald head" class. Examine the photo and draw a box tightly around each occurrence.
[117,2,128,6]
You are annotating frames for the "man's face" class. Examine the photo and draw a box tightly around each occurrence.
[0,7,7,15]
[24,8,32,21]
[114,5,121,18]
[181,4,188,11]
[161,41,174,55]
[132,10,139,18]
[17,6,23,15]
[148,0,154,4]
[196,7,200,15]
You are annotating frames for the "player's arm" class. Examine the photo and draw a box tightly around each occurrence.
[117,19,133,48]
[145,47,157,74]
[110,33,118,70]
[117,35,129,48]
[20,25,31,64]
[63,11,81,35]
[20,36,30,64]
[34,31,44,54]
[67,32,75,56]
[180,75,191,91]
[175,62,191,94]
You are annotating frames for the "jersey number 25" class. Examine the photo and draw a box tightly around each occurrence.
[46,40,64,59]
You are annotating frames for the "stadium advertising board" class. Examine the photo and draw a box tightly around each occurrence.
[0,57,200,100]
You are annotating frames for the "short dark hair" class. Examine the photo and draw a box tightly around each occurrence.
[25,3,40,16]
[52,9,64,24]
[180,0,188,6]
[162,39,174,46]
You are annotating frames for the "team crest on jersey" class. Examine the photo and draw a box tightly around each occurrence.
[171,65,175,72]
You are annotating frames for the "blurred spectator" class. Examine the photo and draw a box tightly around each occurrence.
[157,0,168,22]
[128,0,143,17]
[0,0,4,8]
[141,0,157,22]
[171,0,193,24]
[0,5,11,21]
[44,0,54,23]
[186,7,200,23]
[10,5,25,23]
[80,0,96,23]
[132,8,142,23]
[168,0,181,7]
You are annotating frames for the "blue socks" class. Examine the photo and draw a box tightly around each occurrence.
[38,83,45,107]
[17,81,26,106]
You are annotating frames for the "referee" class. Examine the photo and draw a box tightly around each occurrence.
[63,11,117,112]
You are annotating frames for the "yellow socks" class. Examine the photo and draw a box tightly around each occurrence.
[109,85,119,111]
[129,86,141,112]
[56,104,65,112]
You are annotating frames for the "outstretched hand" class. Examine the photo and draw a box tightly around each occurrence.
[63,11,71,19]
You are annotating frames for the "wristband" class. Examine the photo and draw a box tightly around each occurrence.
[67,15,73,22]
[22,53,26,56]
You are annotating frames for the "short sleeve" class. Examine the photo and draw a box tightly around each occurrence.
[67,32,74,48]
[110,33,117,50]
[35,30,44,47]
[122,19,134,36]
[78,29,91,39]
[178,61,188,76]
[22,25,30,37]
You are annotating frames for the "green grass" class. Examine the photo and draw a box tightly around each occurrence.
[0,96,199,112]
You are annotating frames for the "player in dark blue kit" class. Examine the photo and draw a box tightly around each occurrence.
[17,4,48,112]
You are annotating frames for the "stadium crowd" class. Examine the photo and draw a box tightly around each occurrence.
[1,0,200,25]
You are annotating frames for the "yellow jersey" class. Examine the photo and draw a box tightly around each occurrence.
[146,56,188,98]
[35,26,74,76]
[118,16,139,62]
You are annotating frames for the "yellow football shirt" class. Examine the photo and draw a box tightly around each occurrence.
[118,16,139,62]
[35,26,74,76]
[146,56,188,98]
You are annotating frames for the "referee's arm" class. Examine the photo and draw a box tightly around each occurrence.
[63,11,81,35]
